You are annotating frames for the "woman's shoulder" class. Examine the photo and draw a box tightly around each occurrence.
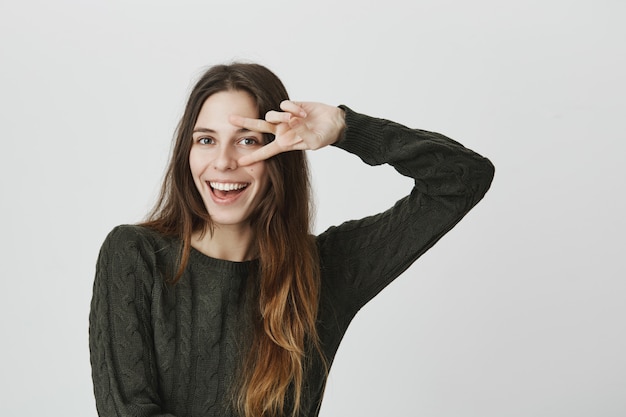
[100,224,177,261]
[103,224,165,246]
[96,224,179,283]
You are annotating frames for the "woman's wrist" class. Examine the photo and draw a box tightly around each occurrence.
[331,106,347,144]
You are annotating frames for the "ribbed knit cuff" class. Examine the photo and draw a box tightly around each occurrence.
[332,105,386,167]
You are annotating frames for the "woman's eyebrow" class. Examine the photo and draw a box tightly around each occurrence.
[192,127,253,134]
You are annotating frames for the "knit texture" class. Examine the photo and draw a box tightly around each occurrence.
[89,106,494,416]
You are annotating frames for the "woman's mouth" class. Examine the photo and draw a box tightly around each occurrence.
[208,181,249,200]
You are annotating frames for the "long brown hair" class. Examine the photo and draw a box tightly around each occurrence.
[142,63,324,417]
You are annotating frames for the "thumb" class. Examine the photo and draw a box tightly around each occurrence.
[288,115,325,149]
[287,116,314,140]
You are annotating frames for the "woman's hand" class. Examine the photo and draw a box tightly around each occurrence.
[229,101,346,166]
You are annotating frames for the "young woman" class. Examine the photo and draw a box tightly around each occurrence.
[89,63,494,417]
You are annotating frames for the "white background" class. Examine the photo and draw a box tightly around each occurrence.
[1,0,625,416]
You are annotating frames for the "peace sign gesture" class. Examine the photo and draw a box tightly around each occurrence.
[229,100,346,166]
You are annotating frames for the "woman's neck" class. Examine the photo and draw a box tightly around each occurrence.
[191,224,256,262]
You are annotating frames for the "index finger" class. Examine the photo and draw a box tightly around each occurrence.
[229,115,276,134]
[238,141,283,166]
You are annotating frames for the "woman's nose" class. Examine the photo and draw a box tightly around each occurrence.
[212,145,238,171]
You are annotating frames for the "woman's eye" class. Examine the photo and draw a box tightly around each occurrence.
[239,137,259,146]
[197,137,214,145]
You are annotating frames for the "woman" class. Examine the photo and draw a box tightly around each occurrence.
[89,62,494,417]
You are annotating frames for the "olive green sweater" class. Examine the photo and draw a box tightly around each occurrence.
[89,106,494,416]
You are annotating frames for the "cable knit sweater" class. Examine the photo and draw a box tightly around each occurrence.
[89,106,494,416]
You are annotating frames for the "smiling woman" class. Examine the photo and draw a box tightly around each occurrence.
[88,62,495,417]
[189,90,270,243]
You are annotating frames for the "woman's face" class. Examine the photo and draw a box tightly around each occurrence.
[189,90,269,230]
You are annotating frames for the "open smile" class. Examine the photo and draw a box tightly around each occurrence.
[208,181,250,202]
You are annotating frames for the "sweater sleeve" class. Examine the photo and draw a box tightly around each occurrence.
[317,106,494,315]
[89,226,177,417]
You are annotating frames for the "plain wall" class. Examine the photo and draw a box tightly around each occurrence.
[1,0,624,415]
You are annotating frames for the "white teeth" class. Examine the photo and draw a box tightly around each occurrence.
[209,182,248,191]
